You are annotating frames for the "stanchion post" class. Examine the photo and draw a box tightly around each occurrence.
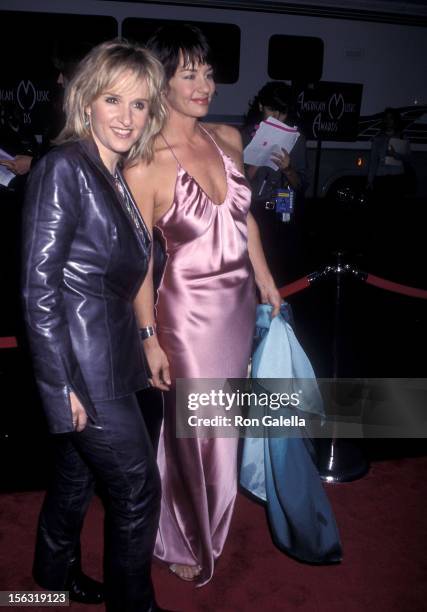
[332,252,343,380]
[317,252,369,483]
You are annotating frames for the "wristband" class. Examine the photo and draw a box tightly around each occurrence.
[139,325,156,340]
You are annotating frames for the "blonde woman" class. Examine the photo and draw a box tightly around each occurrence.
[22,40,168,611]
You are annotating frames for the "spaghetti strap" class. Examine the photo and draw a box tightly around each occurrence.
[199,124,224,156]
[160,133,181,166]
[159,125,230,207]
[162,125,225,166]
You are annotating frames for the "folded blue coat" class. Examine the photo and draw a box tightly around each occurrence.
[240,303,342,563]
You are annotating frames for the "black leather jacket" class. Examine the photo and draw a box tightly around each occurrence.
[22,138,151,434]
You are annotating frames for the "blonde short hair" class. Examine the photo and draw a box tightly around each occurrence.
[57,39,166,163]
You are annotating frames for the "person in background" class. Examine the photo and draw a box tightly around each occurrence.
[0,43,89,343]
[125,24,280,585]
[0,101,38,179]
[367,107,412,197]
[242,81,308,286]
[0,41,87,177]
[365,107,415,276]
[22,39,169,612]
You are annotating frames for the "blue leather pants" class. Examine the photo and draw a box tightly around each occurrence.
[33,394,161,612]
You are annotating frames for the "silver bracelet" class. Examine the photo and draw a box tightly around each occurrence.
[139,325,156,340]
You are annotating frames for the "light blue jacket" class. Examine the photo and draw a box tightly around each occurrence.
[240,303,342,563]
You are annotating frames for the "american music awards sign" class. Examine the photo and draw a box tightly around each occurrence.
[0,77,53,132]
[294,82,363,141]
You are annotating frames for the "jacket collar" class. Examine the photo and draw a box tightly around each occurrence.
[77,137,115,183]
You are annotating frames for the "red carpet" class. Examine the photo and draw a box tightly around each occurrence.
[1,457,426,612]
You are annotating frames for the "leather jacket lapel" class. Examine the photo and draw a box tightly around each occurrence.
[77,139,151,252]
[114,168,151,251]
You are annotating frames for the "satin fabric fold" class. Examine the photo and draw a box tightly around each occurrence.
[154,133,257,585]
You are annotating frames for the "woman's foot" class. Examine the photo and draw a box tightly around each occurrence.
[169,563,202,582]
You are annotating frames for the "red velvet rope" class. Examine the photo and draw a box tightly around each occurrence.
[0,336,18,349]
[366,274,427,300]
[1,273,424,351]
[279,276,311,298]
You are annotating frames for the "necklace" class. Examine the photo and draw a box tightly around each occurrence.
[113,172,143,233]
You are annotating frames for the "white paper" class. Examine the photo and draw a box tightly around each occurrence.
[244,118,300,170]
[385,137,408,167]
[0,148,16,187]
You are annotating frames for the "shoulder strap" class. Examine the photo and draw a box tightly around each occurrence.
[199,123,223,156]
[160,133,181,166]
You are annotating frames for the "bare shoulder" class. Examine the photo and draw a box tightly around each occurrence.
[124,157,152,184]
[202,122,244,170]
[203,122,242,150]
[125,138,173,186]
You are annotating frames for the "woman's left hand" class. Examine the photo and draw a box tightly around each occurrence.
[270,147,291,172]
[257,280,281,317]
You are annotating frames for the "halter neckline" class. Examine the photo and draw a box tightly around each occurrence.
[160,125,229,207]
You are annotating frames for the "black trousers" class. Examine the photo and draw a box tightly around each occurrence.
[33,394,161,612]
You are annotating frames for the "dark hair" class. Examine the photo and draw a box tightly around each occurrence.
[244,81,294,126]
[381,107,403,134]
[146,23,213,81]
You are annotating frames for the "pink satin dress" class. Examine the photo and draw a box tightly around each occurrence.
[154,127,257,585]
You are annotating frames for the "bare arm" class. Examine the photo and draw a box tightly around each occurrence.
[247,212,281,317]
[213,124,282,316]
[124,162,171,390]
[208,123,245,173]
[133,260,171,391]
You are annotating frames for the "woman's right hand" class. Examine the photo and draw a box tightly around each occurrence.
[0,154,33,175]
[143,337,171,391]
[70,391,88,432]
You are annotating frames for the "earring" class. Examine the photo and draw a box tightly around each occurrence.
[84,113,90,128]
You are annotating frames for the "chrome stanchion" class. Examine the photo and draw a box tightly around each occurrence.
[317,252,369,483]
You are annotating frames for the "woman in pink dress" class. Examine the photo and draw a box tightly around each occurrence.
[125,24,280,585]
